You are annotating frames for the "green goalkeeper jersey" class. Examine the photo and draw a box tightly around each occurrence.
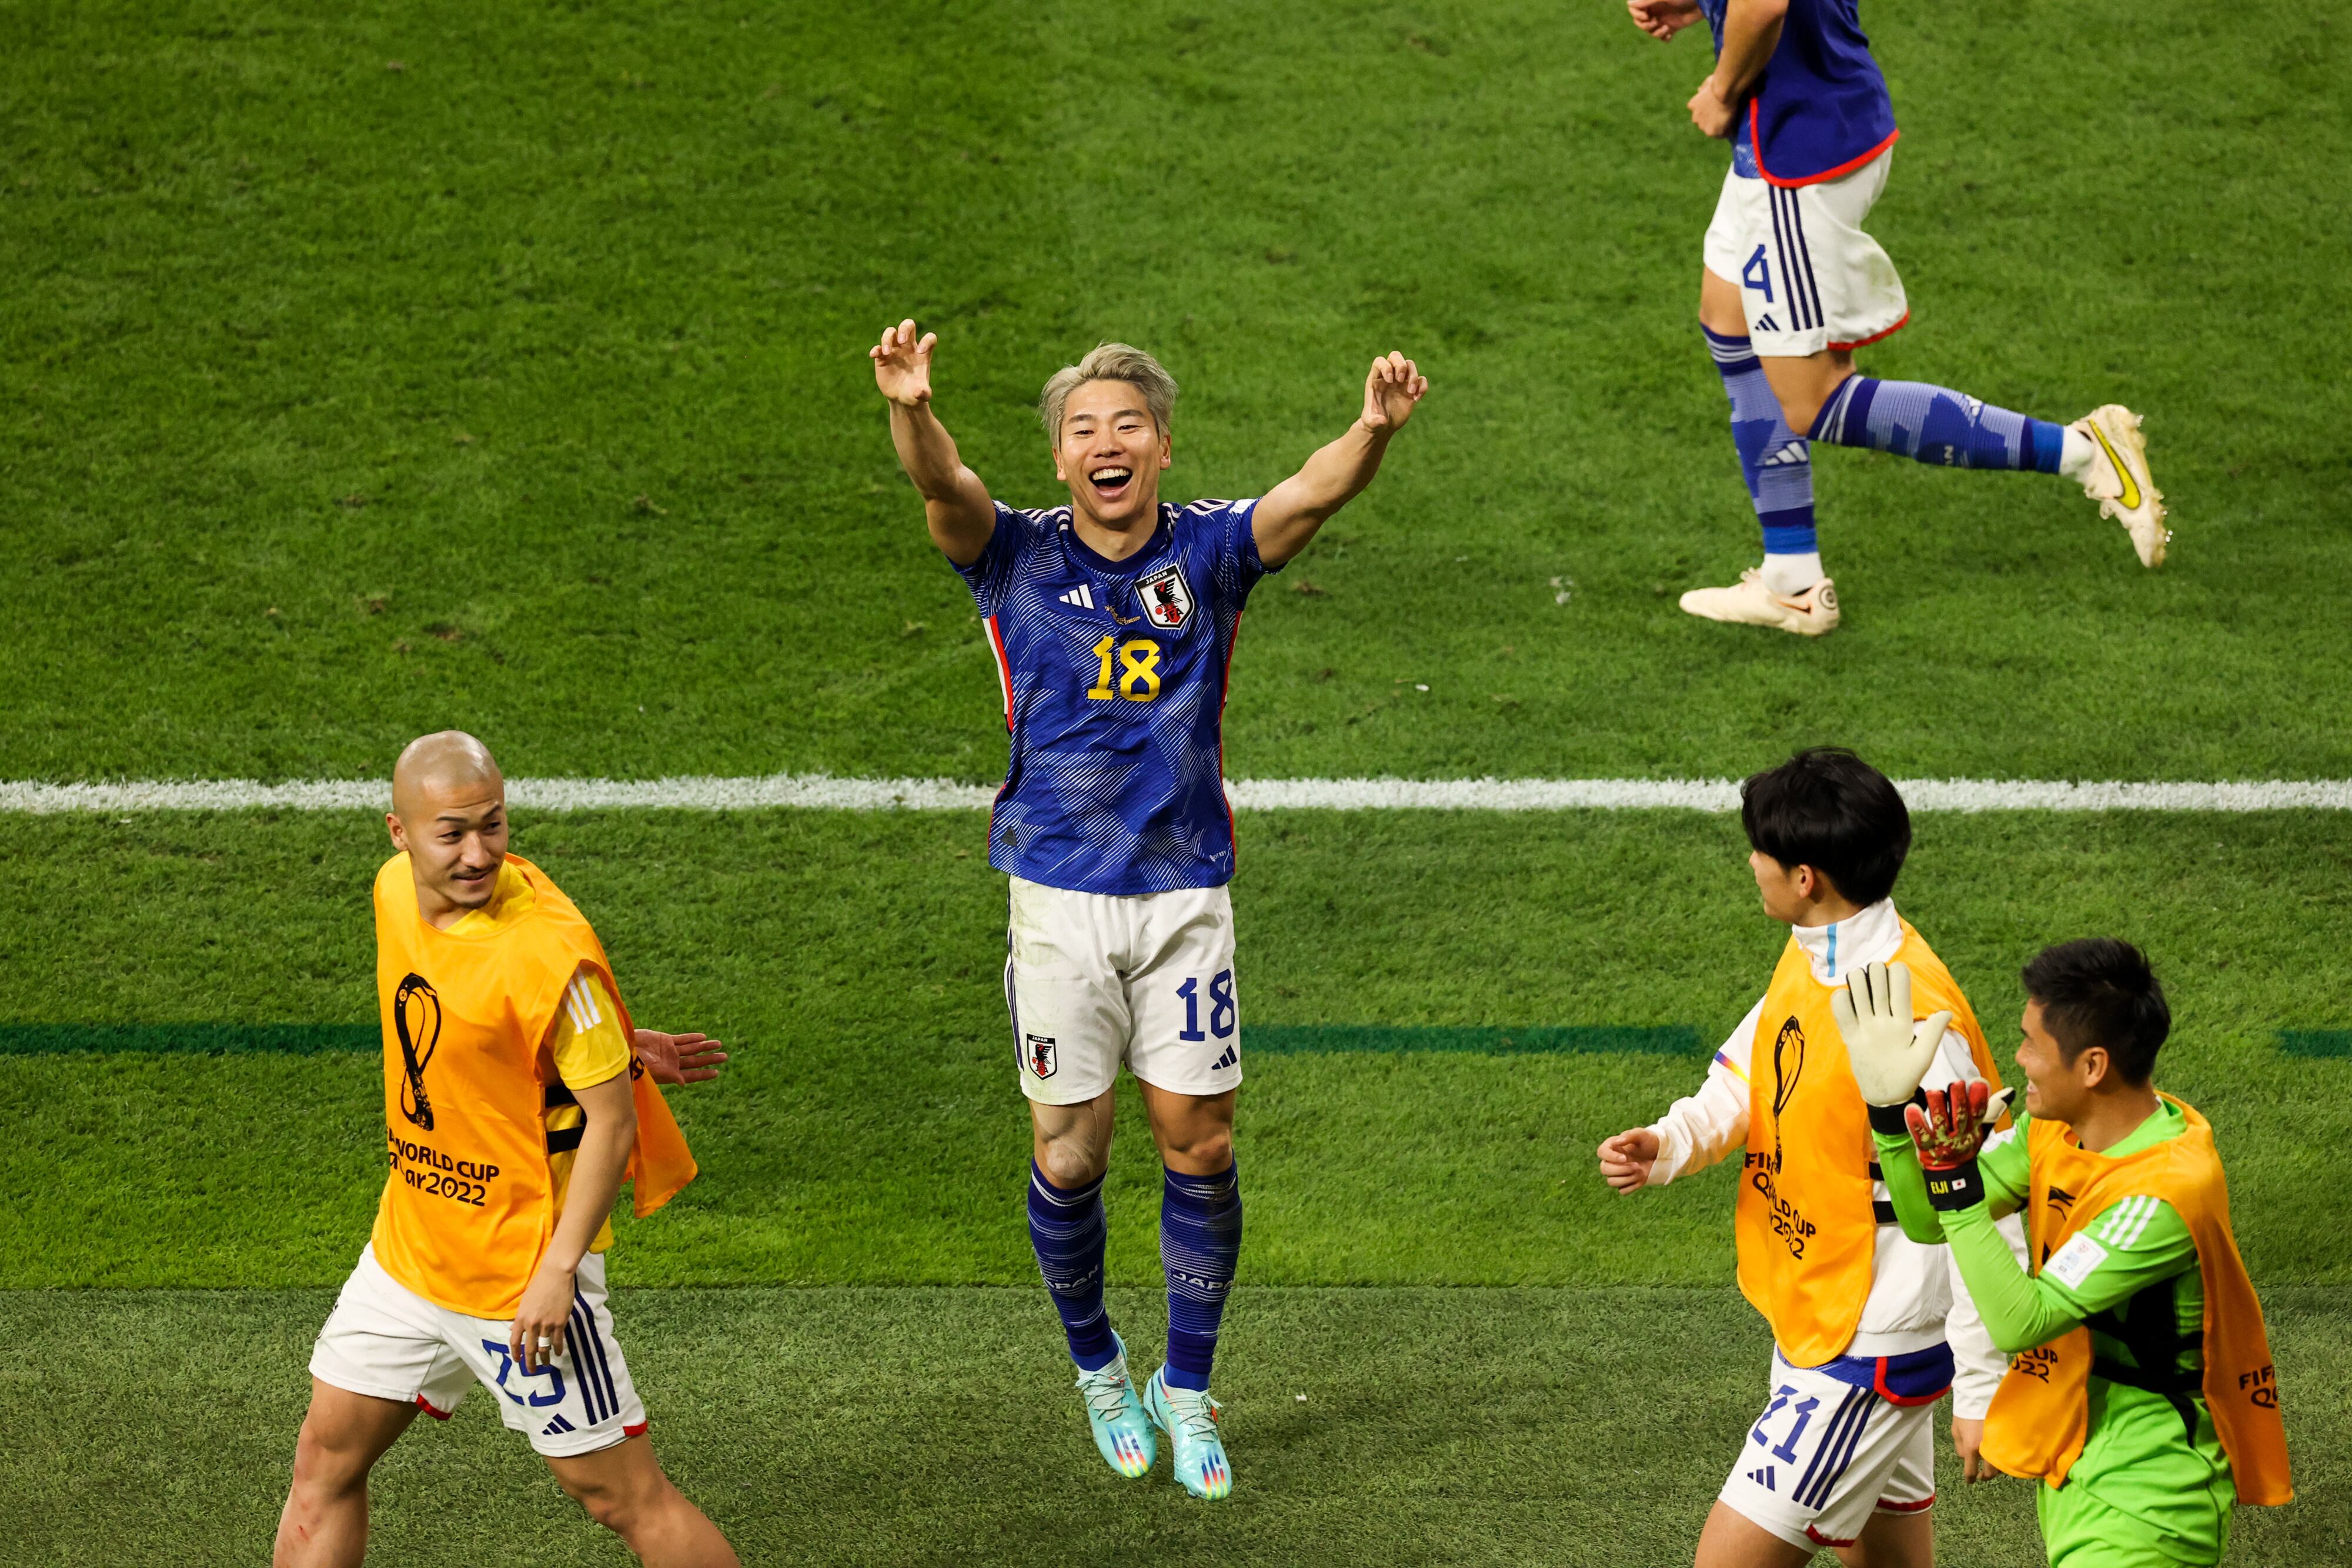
[1879,1102,2234,1562]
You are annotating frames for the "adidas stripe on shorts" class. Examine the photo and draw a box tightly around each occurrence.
[310,1244,647,1458]
[1717,1346,1938,1550]
[1702,151,1907,359]
[1005,875,1241,1105]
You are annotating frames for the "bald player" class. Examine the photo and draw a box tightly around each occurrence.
[275,733,739,1568]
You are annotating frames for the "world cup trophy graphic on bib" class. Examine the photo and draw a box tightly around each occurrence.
[394,972,440,1131]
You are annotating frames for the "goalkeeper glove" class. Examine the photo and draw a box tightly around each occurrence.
[1906,1079,2011,1212]
[1830,961,1954,1135]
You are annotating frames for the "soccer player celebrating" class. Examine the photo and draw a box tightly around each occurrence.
[275,733,738,1568]
[870,323,1426,1499]
[1876,939,2291,1566]
[1595,748,2016,1566]
[1623,0,2169,636]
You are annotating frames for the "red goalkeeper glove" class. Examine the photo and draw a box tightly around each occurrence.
[1906,1079,1994,1213]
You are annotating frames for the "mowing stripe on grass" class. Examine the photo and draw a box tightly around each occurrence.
[7,775,2352,814]
[1250,1025,1702,1055]
[0,1024,375,1054]
[0,1023,1702,1056]
[2279,1029,2352,1058]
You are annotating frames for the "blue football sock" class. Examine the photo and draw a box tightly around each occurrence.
[1705,327,1818,578]
[1028,1162,1118,1372]
[1811,376,2067,473]
[1161,1161,1242,1392]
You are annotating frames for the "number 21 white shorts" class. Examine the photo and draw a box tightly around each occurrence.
[1005,875,1242,1105]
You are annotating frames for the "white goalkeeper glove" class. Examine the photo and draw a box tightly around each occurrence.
[1831,961,1953,1133]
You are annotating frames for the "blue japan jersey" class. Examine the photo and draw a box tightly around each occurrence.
[956,497,1276,895]
[1699,0,1896,186]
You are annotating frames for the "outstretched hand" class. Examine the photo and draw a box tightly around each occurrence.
[634,1028,729,1086]
[1626,0,1702,41]
[1907,1079,1993,1171]
[1361,352,1428,436]
[1597,1127,1661,1193]
[871,319,936,407]
[1830,961,1952,1108]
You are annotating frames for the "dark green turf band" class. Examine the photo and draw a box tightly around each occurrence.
[1247,1024,1700,1056]
[2280,1030,2352,1058]
[0,1024,375,1055]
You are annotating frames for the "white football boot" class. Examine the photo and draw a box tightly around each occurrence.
[2068,404,2168,567]
[1678,570,1840,637]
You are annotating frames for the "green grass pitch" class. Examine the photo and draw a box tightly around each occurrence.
[4,0,2351,1563]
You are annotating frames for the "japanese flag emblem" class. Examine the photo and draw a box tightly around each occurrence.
[1135,562,1194,631]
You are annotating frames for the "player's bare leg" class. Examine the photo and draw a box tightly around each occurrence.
[1841,1506,1933,1568]
[1693,1500,1822,1568]
[546,1433,739,1568]
[273,1381,417,1568]
[1028,1086,1157,1476]
[1138,1081,1234,1175]
[1031,1085,1118,1188]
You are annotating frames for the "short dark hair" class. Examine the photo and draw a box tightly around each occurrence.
[2022,938,2170,1086]
[1739,747,1912,907]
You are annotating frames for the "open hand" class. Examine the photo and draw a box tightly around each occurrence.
[1908,1079,1993,1171]
[510,1259,574,1375]
[1598,1127,1661,1193]
[1361,352,1427,436]
[871,319,936,407]
[1688,75,1738,139]
[1831,961,1952,1108]
[1627,0,1702,41]
[1952,1417,2001,1483]
[634,1028,729,1086]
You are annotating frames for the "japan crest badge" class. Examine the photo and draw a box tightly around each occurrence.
[1024,1034,1058,1079]
[1134,561,1194,631]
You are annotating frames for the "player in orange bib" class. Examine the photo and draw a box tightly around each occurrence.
[1596,748,2019,1567]
[1882,940,2290,1566]
[274,732,739,1568]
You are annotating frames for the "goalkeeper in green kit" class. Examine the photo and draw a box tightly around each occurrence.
[1829,940,2290,1567]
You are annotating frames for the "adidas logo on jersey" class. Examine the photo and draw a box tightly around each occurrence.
[1759,441,1809,467]
[542,1413,576,1436]
[1210,1046,1237,1071]
[1057,583,1098,611]
[1754,314,1781,333]
[1746,1465,1776,1491]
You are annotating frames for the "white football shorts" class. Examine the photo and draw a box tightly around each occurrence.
[1702,151,1906,359]
[309,1244,646,1459]
[1716,1347,1937,1550]
[1005,875,1242,1105]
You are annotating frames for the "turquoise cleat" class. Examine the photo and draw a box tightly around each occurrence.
[1142,1365,1232,1500]
[1075,1333,1156,1479]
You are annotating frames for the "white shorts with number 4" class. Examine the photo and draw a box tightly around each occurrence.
[1006,876,1241,1105]
[1717,1348,1936,1550]
[1702,152,1907,359]
[309,1244,646,1459]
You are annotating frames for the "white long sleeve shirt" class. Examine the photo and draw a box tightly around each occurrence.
[1644,900,2023,1380]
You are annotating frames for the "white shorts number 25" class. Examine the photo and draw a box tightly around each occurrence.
[1005,876,1241,1105]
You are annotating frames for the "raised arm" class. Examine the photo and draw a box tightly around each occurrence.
[1250,352,1426,570]
[871,319,996,567]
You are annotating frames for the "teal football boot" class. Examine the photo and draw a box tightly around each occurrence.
[1142,1365,1232,1500]
[1074,1333,1155,1479]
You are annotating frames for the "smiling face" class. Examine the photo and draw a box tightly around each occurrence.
[386,731,509,929]
[1053,378,1171,533]
[2016,998,2102,1124]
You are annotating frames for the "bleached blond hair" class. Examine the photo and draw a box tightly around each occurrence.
[1037,343,1178,440]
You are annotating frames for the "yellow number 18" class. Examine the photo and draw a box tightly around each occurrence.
[1088,636,1162,703]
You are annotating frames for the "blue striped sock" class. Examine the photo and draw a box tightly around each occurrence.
[1811,376,2066,473]
[1161,1162,1242,1392]
[1028,1162,1117,1371]
[1705,327,1818,561]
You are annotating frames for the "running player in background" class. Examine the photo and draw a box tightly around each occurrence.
[870,322,1425,1500]
[274,732,737,1568]
[1623,0,2168,636]
[1882,939,2291,1566]
[1596,748,2019,1567]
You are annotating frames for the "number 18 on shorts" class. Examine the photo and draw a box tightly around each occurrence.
[1005,877,1242,1104]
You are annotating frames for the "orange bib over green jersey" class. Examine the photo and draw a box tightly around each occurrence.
[1983,1096,2291,1503]
[370,851,697,1319]
[1736,921,2004,1366]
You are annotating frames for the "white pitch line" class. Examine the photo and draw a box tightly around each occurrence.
[4,774,2351,814]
